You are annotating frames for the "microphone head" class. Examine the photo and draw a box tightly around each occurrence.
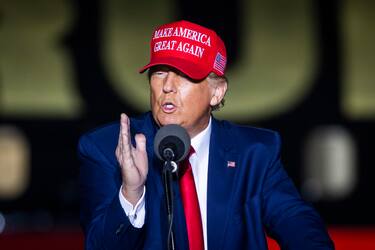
[154,124,191,162]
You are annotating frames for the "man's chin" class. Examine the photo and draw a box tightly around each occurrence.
[160,120,182,127]
[155,114,182,127]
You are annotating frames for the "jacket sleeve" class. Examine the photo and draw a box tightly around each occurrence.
[262,132,334,250]
[78,134,146,250]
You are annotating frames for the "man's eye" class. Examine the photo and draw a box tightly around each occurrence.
[153,71,168,77]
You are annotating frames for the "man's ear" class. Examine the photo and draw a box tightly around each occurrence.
[210,80,227,106]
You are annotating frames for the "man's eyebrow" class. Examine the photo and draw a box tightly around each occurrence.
[150,65,171,73]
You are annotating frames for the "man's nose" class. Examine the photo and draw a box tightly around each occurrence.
[162,71,178,93]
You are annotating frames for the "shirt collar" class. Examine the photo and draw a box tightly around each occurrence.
[191,117,212,158]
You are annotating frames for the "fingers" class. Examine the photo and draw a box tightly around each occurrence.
[118,113,133,164]
[135,133,146,152]
[116,115,124,159]
[117,113,147,169]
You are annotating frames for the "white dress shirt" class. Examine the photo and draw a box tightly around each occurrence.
[119,117,212,250]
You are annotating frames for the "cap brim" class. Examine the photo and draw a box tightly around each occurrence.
[139,57,210,81]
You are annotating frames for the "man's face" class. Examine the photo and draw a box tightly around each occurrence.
[150,66,217,138]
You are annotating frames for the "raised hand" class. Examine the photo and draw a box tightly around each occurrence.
[115,113,148,205]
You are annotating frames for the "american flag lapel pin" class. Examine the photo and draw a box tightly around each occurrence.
[227,161,236,168]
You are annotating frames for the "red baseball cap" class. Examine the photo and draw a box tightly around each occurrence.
[139,20,227,80]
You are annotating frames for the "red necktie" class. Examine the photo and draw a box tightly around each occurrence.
[179,147,204,250]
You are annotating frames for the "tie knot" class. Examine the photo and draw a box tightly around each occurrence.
[187,146,196,159]
[179,146,195,176]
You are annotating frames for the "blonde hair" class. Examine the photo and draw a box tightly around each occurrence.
[207,72,228,111]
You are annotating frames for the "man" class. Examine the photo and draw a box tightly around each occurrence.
[78,20,334,250]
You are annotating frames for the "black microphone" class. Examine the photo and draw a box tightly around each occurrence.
[154,124,191,169]
[153,124,190,250]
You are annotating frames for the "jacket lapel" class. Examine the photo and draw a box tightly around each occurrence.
[207,118,238,250]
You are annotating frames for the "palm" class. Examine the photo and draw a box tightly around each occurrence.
[122,142,148,188]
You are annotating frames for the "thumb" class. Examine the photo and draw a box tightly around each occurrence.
[135,133,146,152]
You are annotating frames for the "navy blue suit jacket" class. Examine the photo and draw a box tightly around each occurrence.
[78,112,334,250]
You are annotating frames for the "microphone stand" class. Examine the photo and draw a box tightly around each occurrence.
[162,149,178,250]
